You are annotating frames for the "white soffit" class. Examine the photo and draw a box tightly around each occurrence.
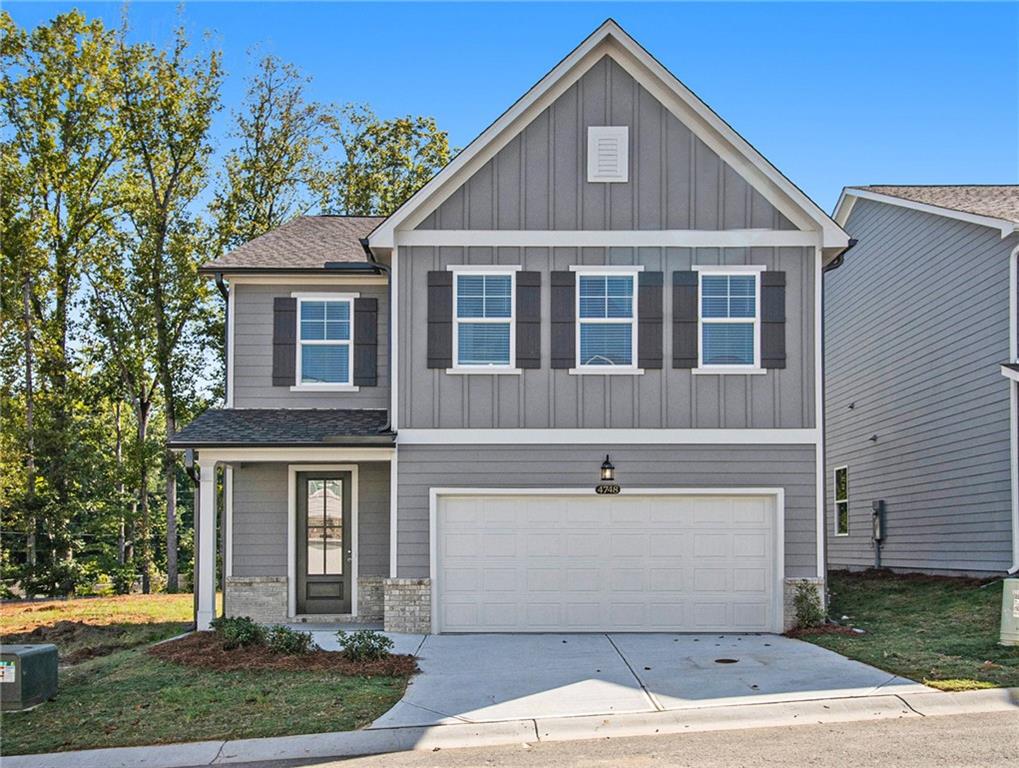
[368,19,849,251]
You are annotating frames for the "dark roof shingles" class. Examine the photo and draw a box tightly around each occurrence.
[202,216,384,272]
[170,409,392,447]
[854,185,1019,225]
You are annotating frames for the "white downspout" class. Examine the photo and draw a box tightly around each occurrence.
[1009,243,1019,574]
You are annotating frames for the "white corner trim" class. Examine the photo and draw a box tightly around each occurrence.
[1010,244,1019,573]
[397,230,819,249]
[568,367,645,376]
[834,188,1018,239]
[428,486,786,634]
[446,264,522,273]
[814,243,826,578]
[446,368,523,375]
[287,464,360,619]
[226,280,236,409]
[397,428,819,445]
[369,21,847,250]
[391,246,400,433]
[389,448,399,579]
[692,264,767,273]
[224,466,234,579]
[692,367,767,375]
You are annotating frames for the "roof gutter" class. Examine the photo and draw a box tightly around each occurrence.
[214,273,229,406]
[822,238,857,273]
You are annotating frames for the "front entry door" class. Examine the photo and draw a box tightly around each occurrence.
[296,472,352,614]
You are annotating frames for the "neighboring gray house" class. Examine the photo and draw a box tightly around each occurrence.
[173,20,850,634]
[827,186,1019,576]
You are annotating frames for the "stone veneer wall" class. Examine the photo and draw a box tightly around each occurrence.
[384,578,431,633]
[783,577,826,631]
[358,575,385,620]
[226,576,288,623]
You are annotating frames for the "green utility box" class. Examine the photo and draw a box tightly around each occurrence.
[0,643,58,711]
[1002,578,1019,646]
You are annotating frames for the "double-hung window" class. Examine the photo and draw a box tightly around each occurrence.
[453,270,515,370]
[574,269,640,372]
[834,466,849,536]
[697,268,761,370]
[296,295,354,388]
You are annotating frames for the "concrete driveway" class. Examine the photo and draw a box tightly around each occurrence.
[351,633,928,728]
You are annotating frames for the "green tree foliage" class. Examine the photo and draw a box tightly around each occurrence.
[322,104,452,216]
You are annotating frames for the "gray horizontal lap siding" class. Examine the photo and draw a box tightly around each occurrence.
[230,462,390,578]
[232,283,389,409]
[825,198,1015,574]
[417,56,795,232]
[396,444,818,580]
[399,245,815,429]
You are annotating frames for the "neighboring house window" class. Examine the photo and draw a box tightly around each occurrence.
[834,466,849,536]
[297,296,354,387]
[454,271,515,368]
[698,270,760,369]
[575,270,639,370]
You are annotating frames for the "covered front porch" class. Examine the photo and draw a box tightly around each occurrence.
[169,408,396,631]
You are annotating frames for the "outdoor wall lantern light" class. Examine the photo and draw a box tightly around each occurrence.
[596,454,621,495]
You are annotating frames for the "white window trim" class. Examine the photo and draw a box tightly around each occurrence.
[571,267,642,375]
[833,465,849,537]
[291,292,359,392]
[449,266,518,372]
[694,267,762,374]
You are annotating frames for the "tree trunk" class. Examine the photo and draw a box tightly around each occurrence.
[165,447,178,592]
[115,400,126,566]
[136,401,152,594]
[22,279,36,567]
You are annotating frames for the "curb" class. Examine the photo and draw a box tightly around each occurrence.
[4,688,1016,768]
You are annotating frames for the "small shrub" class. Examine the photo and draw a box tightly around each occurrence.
[211,616,265,649]
[336,629,394,661]
[793,580,825,629]
[266,625,316,655]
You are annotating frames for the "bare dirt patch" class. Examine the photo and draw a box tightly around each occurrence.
[149,631,418,676]
[785,624,861,639]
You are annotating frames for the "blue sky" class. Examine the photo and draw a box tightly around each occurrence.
[6,2,1018,211]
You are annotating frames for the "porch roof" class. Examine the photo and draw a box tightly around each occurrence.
[169,408,393,448]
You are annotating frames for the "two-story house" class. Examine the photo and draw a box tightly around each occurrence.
[172,20,850,634]
[826,186,1019,577]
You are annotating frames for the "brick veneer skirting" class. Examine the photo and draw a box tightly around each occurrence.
[358,575,385,620]
[384,578,431,633]
[225,576,288,624]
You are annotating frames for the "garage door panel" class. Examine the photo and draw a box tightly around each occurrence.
[436,494,778,633]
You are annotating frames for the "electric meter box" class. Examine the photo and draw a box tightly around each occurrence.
[0,643,58,711]
[1002,578,1019,646]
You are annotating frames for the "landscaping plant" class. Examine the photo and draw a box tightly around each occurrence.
[266,625,316,655]
[336,629,394,661]
[210,616,265,649]
[793,579,826,629]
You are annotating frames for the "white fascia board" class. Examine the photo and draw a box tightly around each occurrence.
[1002,365,1019,383]
[369,20,848,251]
[835,188,1018,238]
[397,230,818,248]
[226,275,387,286]
[397,428,819,445]
[197,447,395,464]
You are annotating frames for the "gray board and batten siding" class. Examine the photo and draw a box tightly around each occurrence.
[825,197,1017,574]
[230,462,391,579]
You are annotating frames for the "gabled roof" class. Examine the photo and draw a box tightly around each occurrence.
[201,216,383,273]
[834,186,1019,238]
[169,408,393,448]
[368,19,848,253]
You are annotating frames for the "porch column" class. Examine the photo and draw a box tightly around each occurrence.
[196,460,218,630]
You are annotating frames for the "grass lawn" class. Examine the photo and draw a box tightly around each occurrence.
[798,570,1019,692]
[0,595,410,756]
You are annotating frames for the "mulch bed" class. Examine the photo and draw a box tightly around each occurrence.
[785,624,862,639]
[1,621,131,663]
[148,631,418,676]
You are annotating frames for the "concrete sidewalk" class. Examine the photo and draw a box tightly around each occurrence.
[5,687,1016,768]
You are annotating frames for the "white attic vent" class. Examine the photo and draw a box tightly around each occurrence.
[587,126,629,183]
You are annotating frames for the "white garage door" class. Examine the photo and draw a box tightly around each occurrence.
[435,492,780,633]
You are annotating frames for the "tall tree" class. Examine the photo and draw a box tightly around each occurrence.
[0,10,123,569]
[212,53,327,253]
[117,24,221,592]
[321,104,452,216]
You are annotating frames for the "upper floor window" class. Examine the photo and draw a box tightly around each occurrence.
[698,269,760,370]
[574,269,640,372]
[297,296,353,387]
[454,271,515,369]
[834,466,849,536]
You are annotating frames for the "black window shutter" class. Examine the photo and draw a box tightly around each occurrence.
[272,296,297,386]
[550,271,576,369]
[761,271,786,369]
[637,271,663,369]
[427,271,453,369]
[353,297,378,386]
[515,271,541,369]
[672,271,698,368]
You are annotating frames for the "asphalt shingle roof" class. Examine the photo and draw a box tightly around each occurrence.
[202,216,384,272]
[855,186,1019,225]
[170,409,392,447]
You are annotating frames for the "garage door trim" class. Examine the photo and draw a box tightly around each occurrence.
[429,487,785,634]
